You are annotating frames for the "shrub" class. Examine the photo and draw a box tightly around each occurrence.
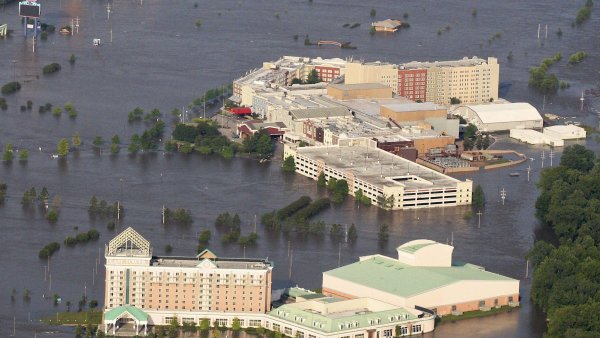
[1,81,22,95]
[42,63,61,74]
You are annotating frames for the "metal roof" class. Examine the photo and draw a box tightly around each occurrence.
[104,306,148,322]
[466,103,542,124]
[324,255,515,298]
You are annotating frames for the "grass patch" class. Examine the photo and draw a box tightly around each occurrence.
[439,305,517,324]
[41,310,102,326]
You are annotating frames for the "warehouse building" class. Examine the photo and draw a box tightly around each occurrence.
[284,141,472,210]
[509,129,564,147]
[456,103,543,132]
[543,125,587,140]
[322,240,520,317]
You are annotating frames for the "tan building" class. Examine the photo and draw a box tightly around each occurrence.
[345,57,500,105]
[380,102,447,122]
[322,240,520,316]
[327,83,393,101]
[103,228,273,334]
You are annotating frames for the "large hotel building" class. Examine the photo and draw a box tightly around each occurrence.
[345,57,499,105]
[103,227,272,334]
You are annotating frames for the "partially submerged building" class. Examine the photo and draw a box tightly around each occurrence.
[284,141,472,210]
[102,228,273,335]
[456,102,543,132]
[266,290,435,337]
[322,240,520,316]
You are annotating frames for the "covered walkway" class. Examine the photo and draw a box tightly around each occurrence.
[104,306,149,336]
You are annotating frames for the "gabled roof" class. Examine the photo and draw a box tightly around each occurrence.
[196,249,217,259]
[105,306,148,322]
[106,227,151,257]
[324,255,515,298]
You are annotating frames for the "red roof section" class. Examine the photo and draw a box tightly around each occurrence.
[229,107,252,115]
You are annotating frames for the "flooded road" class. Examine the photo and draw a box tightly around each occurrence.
[1,0,600,336]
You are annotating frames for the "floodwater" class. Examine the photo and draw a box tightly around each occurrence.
[1,0,599,337]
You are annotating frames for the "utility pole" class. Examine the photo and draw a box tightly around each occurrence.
[476,210,482,228]
[525,259,529,279]
[71,18,74,36]
[537,23,540,39]
[287,240,290,258]
[500,188,507,205]
[162,205,165,225]
[541,150,545,168]
[106,3,111,20]
[288,250,293,279]
[549,149,554,167]
[117,200,120,222]
[527,165,532,182]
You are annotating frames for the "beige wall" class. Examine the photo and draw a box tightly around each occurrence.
[328,85,393,100]
[407,280,520,315]
[380,107,447,122]
[412,136,455,155]
[105,264,272,314]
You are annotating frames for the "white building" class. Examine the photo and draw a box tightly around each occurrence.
[543,125,587,140]
[510,129,564,147]
[322,240,520,316]
[266,291,435,338]
[457,103,543,132]
[284,141,472,210]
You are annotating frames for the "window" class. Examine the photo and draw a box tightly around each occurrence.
[400,327,408,335]
[479,300,485,307]
[383,329,393,337]
[451,305,457,311]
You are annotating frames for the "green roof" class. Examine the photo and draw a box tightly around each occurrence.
[324,256,515,298]
[105,306,148,322]
[268,300,416,333]
[287,287,317,298]
[397,242,436,254]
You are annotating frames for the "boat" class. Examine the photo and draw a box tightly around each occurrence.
[509,172,520,177]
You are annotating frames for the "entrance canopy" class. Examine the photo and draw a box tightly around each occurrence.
[105,306,148,325]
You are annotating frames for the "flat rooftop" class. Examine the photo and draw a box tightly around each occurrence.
[382,102,445,112]
[329,83,391,91]
[151,256,272,270]
[296,145,460,190]
[401,56,490,69]
[332,97,414,117]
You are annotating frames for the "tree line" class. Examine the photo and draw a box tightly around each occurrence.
[528,144,600,337]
